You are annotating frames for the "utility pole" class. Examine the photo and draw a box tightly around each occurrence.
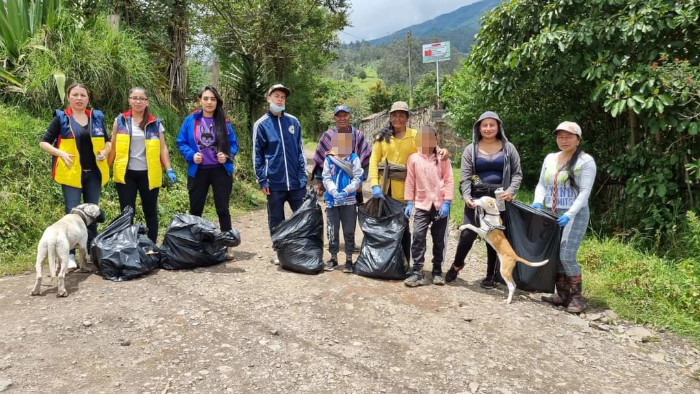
[407,30,413,108]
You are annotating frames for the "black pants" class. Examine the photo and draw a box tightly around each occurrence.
[187,166,233,231]
[116,170,160,242]
[267,187,306,234]
[326,204,356,260]
[411,206,448,275]
[453,186,501,279]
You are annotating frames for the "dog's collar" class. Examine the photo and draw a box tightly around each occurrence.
[70,208,91,226]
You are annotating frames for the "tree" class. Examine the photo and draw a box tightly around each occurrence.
[358,69,367,80]
[368,80,391,113]
[456,0,700,247]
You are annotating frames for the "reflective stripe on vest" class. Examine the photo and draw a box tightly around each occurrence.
[52,109,109,188]
[112,115,162,190]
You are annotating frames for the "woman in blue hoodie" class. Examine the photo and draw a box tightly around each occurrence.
[177,86,238,239]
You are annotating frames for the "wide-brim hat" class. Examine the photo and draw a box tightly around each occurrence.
[389,101,409,114]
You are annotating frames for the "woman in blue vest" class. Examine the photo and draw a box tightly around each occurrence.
[176,86,238,253]
[39,82,111,269]
[107,87,177,243]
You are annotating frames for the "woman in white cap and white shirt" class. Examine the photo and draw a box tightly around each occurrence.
[531,121,596,313]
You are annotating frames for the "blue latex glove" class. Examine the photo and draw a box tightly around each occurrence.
[557,214,571,227]
[372,185,383,199]
[404,201,414,218]
[531,202,542,209]
[166,168,177,183]
[439,201,451,218]
[334,191,347,201]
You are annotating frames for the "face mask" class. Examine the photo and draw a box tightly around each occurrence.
[269,103,285,113]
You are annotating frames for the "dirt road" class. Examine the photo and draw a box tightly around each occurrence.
[0,206,699,393]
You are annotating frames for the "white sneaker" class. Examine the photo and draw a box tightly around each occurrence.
[273,257,280,265]
[67,255,78,271]
[226,247,235,260]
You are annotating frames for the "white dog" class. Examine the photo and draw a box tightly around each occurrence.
[30,203,105,297]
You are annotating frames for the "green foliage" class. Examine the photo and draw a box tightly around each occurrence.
[0,104,264,276]
[358,69,367,80]
[368,80,391,113]
[581,234,700,342]
[312,77,369,135]
[453,0,700,255]
[17,14,159,116]
[0,0,61,61]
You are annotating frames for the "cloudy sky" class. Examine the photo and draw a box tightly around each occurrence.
[340,0,480,42]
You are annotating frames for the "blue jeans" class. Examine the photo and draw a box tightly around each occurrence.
[61,169,102,251]
[267,187,306,234]
[557,206,589,276]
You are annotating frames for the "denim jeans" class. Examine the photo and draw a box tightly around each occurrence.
[61,169,102,252]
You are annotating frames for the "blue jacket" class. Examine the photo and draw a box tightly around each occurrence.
[253,110,307,191]
[322,153,363,207]
[176,109,239,177]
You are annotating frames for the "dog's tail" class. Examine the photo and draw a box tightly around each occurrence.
[517,257,549,267]
[47,238,59,278]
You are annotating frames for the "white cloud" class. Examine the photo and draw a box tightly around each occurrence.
[340,0,480,42]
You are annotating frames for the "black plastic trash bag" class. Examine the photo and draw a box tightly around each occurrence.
[90,206,161,281]
[160,214,241,270]
[271,190,324,274]
[354,196,409,280]
[502,201,562,293]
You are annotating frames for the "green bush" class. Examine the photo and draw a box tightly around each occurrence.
[0,104,264,276]
[20,14,159,115]
[581,234,700,342]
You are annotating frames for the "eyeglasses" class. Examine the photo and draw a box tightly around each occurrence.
[129,97,148,102]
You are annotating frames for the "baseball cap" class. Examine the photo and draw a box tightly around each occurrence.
[389,101,410,114]
[266,84,291,97]
[553,121,582,138]
[333,105,350,115]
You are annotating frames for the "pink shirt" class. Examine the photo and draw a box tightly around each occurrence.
[405,152,454,211]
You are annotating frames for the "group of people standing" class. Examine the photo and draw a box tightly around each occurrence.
[40,82,595,313]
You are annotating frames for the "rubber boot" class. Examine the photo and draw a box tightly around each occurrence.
[566,275,585,313]
[541,273,570,307]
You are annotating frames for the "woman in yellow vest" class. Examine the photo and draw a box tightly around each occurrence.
[107,87,176,243]
[39,82,111,269]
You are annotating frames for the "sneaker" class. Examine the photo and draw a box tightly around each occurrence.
[226,247,235,260]
[342,261,354,273]
[404,272,425,287]
[67,254,78,271]
[272,256,280,265]
[445,266,460,283]
[480,276,498,289]
[432,274,445,286]
[325,259,339,271]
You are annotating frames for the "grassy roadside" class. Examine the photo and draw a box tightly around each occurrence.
[448,168,700,343]
[0,105,265,276]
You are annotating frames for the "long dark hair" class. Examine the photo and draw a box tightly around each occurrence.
[129,86,150,130]
[199,85,231,156]
[564,144,582,191]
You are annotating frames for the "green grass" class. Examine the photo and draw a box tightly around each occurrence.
[0,105,265,276]
[350,66,381,91]
[448,167,700,343]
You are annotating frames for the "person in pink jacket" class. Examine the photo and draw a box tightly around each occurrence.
[403,125,454,287]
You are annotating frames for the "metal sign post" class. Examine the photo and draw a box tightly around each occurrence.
[422,41,450,108]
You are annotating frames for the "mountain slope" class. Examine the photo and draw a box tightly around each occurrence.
[367,0,501,52]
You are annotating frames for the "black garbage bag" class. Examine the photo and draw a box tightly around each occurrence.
[271,190,324,274]
[160,214,241,270]
[502,201,562,293]
[90,206,161,281]
[354,196,409,280]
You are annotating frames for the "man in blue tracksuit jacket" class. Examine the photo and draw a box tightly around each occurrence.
[253,84,307,236]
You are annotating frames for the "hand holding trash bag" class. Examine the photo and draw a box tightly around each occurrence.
[404,201,413,218]
[371,185,383,199]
